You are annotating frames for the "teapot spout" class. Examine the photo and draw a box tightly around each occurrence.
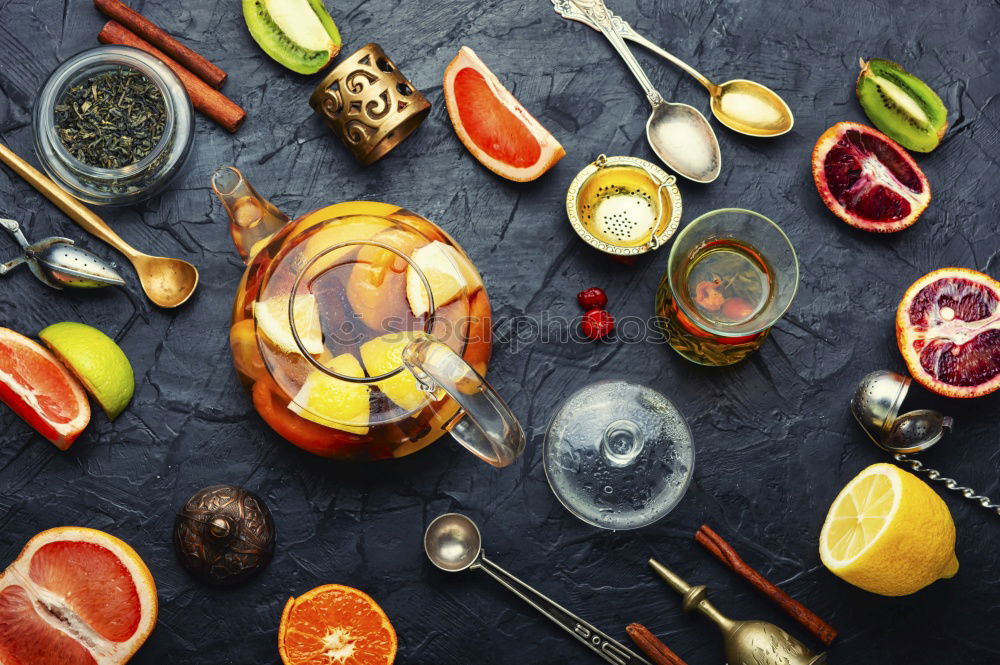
[211,166,290,262]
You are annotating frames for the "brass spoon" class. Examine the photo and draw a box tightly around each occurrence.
[0,142,198,308]
[553,0,794,137]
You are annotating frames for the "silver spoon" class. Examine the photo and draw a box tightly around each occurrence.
[851,370,999,516]
[553,0,794,137]
[0,218,124,289]
[567,0,721,183]
[424,513,652,665]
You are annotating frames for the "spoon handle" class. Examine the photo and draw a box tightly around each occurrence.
[477,554,652,665]
[552,0,713,90]
[566,0,664,107]
[0,142,139,260]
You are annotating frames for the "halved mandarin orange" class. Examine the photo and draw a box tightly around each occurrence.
[444,46,565,182]
[278,584,397,665]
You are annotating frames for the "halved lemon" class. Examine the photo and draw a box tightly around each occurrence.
[255,294,324,355]
[819,463,958,596]
[289,353,370,434]
[360,332,437,413]
[405,241,472,317]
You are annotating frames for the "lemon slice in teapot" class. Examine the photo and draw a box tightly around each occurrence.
[289,353,370,434]
[360,331,440,413]
[405,241,476,317]
[254,294,325,355]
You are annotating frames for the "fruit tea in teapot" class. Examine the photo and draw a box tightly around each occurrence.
[213,166,523,464]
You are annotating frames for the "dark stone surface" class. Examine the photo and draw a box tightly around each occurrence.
[0,1,998,663]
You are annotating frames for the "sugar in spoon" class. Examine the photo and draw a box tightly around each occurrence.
[554,0,794,137]
[567,0,721,183]
[424,513,652,665]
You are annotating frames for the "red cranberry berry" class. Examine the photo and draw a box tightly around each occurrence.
[577,287,608,310]
[581,309,615,340]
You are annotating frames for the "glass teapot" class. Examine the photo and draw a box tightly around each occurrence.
[212,166,524,465]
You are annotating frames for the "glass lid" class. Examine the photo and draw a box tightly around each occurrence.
[543,380,695,530]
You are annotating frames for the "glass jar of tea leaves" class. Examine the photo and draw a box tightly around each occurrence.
[33,46,193,206]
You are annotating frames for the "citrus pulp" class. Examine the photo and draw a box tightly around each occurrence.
[444,46,565,182]
[812,121,930,232]
[896,267,1000,397]
[0,527,157,665]
[0,326,90,449]
[278,584,396,665]
[819,463,958,596]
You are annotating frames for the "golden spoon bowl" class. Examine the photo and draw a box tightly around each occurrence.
[711,79,794,137]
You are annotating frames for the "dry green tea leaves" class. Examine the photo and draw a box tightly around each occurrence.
[55,67,166,169]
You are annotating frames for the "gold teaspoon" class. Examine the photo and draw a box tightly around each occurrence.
[0,141,199,308]
[553,0,794,136]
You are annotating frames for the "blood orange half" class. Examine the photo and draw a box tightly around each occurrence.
[444,46,565,182]
[0,527,158,665]
[897,268,1000,398]
[279,584,396,665]
[0,327,89,449]
[812,122,930,233]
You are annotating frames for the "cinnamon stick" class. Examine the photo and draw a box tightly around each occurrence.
[626,623,688,665]
[98,21,246,133]
[94,0,227,89]
[695,524,838,646]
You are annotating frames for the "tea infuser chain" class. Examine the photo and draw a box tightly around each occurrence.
[894,454,1000,517]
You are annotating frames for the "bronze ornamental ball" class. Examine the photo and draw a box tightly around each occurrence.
[173,484,276,586]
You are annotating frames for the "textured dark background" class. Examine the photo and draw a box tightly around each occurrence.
[1,0,999,663]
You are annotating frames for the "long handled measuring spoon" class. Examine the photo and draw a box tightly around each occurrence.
[566,0,721,183]
[554,0,794,137]
[0,141,198,308]
[424,513,652,665]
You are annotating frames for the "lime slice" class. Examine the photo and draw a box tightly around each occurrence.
[254,294,324,355]
[38,322,134,421]
[360,332,437,413]
[289,353,370,434]
[405,241,474,317]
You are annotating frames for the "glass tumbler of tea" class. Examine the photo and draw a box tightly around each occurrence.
[655,208,799,366]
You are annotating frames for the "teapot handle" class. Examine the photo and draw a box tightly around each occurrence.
[402,336,525,467]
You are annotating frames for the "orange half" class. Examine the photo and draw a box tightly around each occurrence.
[279,584,397,665]
[444,46,565,182]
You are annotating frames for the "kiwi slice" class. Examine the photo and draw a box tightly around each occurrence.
[856,58,947,152]
[242,0,342,75]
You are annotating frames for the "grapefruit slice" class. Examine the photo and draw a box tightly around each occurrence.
[0,327,90,449]
[0,527,157,665]
[444,46,565,182]
[278,584,396,665]
[812,122,930,233]
[897,268,1000,398]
